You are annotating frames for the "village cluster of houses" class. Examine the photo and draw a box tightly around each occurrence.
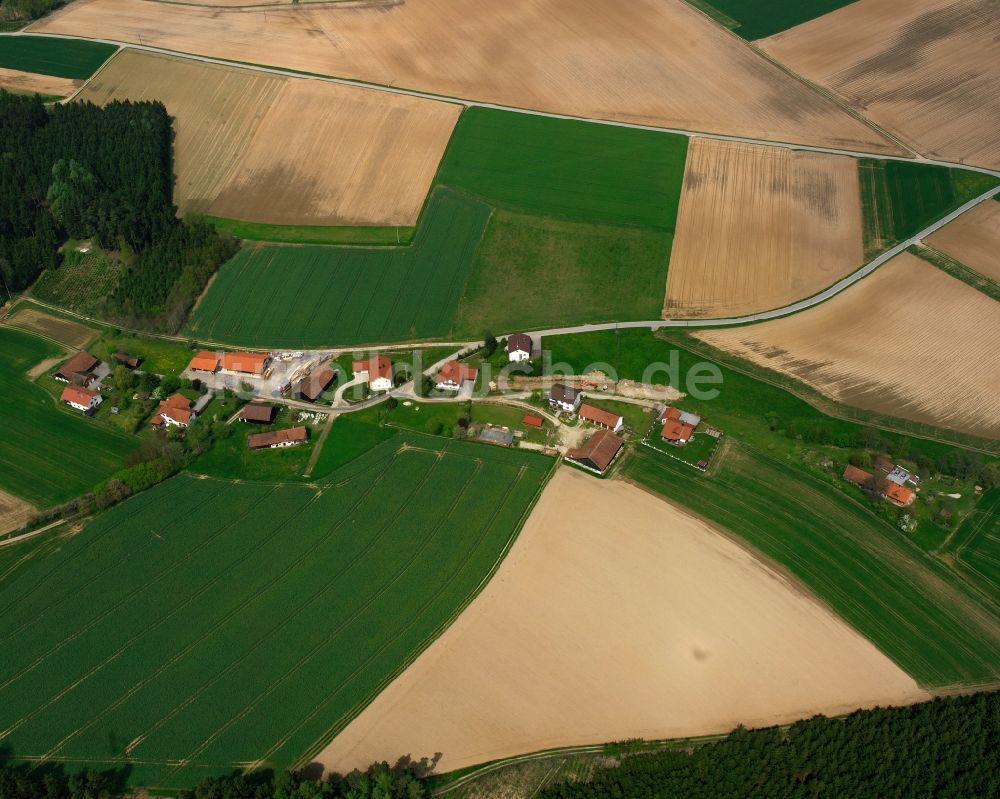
[842,456,917,507]
[546,382,626,475]
[56,350,140,415]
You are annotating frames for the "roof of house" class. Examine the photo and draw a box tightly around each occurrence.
[885,483,914,505]
[874,455,895,472]
[114,351,140,368]
[161,393,192,410]
[160,406,194,425]
[247,426,308,449]
[188,350,220,372]
[221,351,270,375]
[436,360,478,385]
[661,420,696,442]
[660,406,682,422]
[566,429,624,473]
[522,414,545,428]
[506,333,532,354]
[298,366,336,401]
[353,355,393,383]
[579,403,622,429]
[549,383,581,403]
[678,410,701,427]
[240,403,276,423]
[56,351,98,378]
[886,466,910,485]
[843,464,873,485]
[61,385,98,405]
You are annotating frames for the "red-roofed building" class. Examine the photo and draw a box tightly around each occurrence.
[436,360,478,391]
[352,355,394,392]
[843,464,874,487]
[61,385,101,413]
[188,350,220,373]
[661,420,696,446]
[522,414,544,428]
[885,483,916,507]
[54,351,99,385]
[151,393,195,428]
[565,430,624,475]
[579,403,624,432]
[247,426,308,450]
[221,351,271,376]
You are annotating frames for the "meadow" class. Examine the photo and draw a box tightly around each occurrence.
[623,444,1000,687]
[0,433,553,788]
[186,189,490,347]
[0,327,135,506]
[943,489,1000,598]
[204,217,415,247]
[0,35,116,79]
[684,0,856,40]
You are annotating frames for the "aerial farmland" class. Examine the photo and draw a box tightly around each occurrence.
[3,0,1000,796]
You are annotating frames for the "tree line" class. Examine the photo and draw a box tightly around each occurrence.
[0,91,235,330]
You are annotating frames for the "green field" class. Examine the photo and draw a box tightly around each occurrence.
[32,249,124,317]
[451,211,673,336]
[859,160,1000,257]
[683,0,857,39]
[623,444,1000,686]
[0,327,135,507]
[204,217,416,247]
[186,188,490,347]
[0,35,116,79]
[0,433,552,787]
[944,489,1000,597]
[436,107,688,229]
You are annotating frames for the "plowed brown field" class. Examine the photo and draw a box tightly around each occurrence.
[697,252,1000,438]
[927,200,1000,283]
[761,0,1000,170]
[0,67,80,97]
[316,467,927,775]
[0,490,33,537]
[75,50,460,225]
[6,308,97,349]
[32,0,900,153]
[664,138,864,318]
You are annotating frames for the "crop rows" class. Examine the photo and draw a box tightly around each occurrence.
[0,433,551,788]
[945,489,1000,598]
[0,35,116,79]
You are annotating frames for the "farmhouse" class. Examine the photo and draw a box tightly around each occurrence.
[54,351,99,384]
[151,393,195,428]
[549,383,582,413]
[353,356,394,392]
[506,333,532,362]
[522,414,544,428]
[564,430,624,475]
[579,403,624,433]
[298,366,336,402]
[239,403,276,424]
[114,351,140,369]
[247,426,308,450]
[660,406,701,428]
[886,466,911,486]
[436,360,478,391]
[221,351,271,376]
[885,483,916,507]
[60,385,101,413]
[661,420,696,446]
[188,350,220,373]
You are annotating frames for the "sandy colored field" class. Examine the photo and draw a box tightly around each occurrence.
[926,200,1000,283]
[317,467,927,775]
[760,0,1000,170]
[0,490,34,537]
[5,308,97,349]
[697,252,1000,439]
[33,0,900,153]
[75,50,460,225]
[0,67,79,97]
[664,138,864,318]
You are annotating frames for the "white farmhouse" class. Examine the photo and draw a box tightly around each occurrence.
[60,385,102,413]
[353,355,395,392]
[506,333,532,363]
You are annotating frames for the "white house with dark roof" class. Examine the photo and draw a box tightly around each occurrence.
[549,383,582,413]
[506,333,532,363]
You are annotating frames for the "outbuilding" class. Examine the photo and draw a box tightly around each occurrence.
[579,403,624,433]
[240,403,277,424]
[221,351,271,376]
[188,350,220,373]
[565,430,624,475]
[298,366,336,402]
[54,351,99,385]
[247,426,308,449]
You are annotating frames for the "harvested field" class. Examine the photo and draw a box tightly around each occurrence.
[760,0,1000,170]
[0,67,79,97]
[0,490,34,537]
[32,0,900,153]
[926,199,1000,283]
[664,138,864,318]
[696,252,1000,439]
[317,467,927,774]
[76,50,460,225]
[5,306,98,349]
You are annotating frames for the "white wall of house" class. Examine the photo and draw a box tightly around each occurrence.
[551,395,582,413]
[508,349,530,363]
[161,413,192,428]
[370,376,393,392]
[66,395,101,412]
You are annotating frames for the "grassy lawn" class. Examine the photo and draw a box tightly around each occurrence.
[623,443,1000,686]
[0,434,553,787]
[186,188,490,348]
[682,0,857,39]
[0,326,135,506]
[451,211,673,337]
[203,217,415,247]
[91,332,194,376]
[0,35,116,79]
[31,248,124,317]
[942,488,1000,598]
[437,108,688,229]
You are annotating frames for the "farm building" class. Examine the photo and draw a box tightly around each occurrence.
[151,393,196,428]
[874,455,895,473]
[239,403,277,424]
[353,356,394,392]
[188,350,220,373]
[54,351,99,384]
[565,429,624,475]
[843,464,874,487]
[114,351,140,369]
[549,383,582,413]
[60,385,101,413]
[221,351,271,376]
[298,366,336,402]
[522,414,544,428]
[579,403,624,433]
[506,333,532,362]
[436,360,478,391]
[478,426,514,447]
[247,426,308,450]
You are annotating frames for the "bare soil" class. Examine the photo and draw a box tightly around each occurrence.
[5,308,98,349]
[0,67,80,97]
[32,0,901,153]
[665,137,864,318]
[0,490,34,537]
[316,467,927,775]
[696,252,1000,439]
[926,199,1000,283]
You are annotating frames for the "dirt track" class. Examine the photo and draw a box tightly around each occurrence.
[316,467,927,774]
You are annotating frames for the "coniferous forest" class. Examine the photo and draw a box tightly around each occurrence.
[0,91,235,329]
